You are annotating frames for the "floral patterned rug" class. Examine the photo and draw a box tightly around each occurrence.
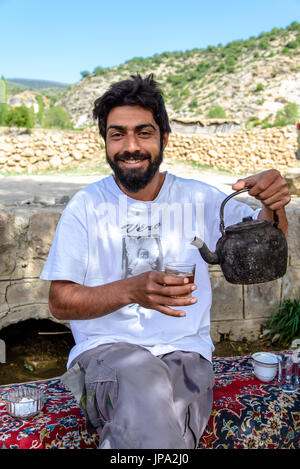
[199,355,300,449]
[0,354,299,449]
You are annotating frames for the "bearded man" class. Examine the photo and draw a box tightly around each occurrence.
[41,74,290,449]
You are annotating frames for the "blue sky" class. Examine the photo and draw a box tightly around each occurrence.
[1,0,300,84]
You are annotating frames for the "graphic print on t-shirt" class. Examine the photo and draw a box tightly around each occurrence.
[121,235,163,279]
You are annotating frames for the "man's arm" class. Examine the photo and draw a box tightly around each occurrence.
[232,169,290,236]
[49,270,197,321]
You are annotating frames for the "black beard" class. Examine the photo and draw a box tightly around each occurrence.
[106,149,163,193]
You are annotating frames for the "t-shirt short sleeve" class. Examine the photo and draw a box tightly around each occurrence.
[40,194,88,285]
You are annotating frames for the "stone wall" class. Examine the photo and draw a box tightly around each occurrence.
[0,199,299,343]
[0,124,297,175]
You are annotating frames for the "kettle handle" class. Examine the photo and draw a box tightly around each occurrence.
[219,188,279,235]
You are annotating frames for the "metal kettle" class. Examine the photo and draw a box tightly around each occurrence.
[191,188,288,284]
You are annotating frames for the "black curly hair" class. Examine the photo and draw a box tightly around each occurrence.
[93,74,171,142]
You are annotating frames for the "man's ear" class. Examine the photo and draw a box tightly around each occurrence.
[162,132,169,150]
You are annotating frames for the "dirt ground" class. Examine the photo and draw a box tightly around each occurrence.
[0,319,285,386]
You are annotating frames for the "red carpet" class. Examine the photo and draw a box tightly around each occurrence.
[0,354,299,449]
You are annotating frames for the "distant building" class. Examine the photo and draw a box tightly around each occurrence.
[170,117,241,135]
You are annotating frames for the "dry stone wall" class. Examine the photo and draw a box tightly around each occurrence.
[0,125,297,175]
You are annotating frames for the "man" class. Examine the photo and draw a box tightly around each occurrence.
[40,74,290,449]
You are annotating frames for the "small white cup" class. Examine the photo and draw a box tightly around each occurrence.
[252,352,278,382]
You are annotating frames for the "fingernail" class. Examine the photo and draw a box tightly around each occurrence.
[191,285,196,291]
[179,312,186,317]
[190,298,197,303]
[184,278,189,284]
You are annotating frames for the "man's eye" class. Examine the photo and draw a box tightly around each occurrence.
[111,132,123,138]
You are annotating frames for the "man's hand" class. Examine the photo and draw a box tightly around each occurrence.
[232,169,290,235]
[232,169,290,211]
[49,270,197,321]
[127,270,197,318]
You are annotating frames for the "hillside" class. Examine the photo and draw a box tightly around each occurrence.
[58,21,300,129]
[6,79,70,108]
[7,78,70,90]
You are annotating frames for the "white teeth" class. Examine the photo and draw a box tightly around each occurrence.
[124,160,143,164]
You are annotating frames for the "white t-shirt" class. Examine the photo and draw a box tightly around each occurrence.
[40,172,259,367]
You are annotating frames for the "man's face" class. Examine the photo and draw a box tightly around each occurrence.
[105,105,167,193]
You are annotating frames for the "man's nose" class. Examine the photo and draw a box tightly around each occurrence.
[124,134,140,153]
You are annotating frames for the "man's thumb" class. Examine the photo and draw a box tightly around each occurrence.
[232,176,255,191]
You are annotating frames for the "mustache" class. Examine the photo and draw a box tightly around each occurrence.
[115,151,151,162]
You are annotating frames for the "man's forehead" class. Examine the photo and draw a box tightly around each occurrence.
[106,105,157,128]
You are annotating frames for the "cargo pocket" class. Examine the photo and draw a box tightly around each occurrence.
[84,357,118,430]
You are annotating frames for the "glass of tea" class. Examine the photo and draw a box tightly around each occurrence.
[165,262,196,298]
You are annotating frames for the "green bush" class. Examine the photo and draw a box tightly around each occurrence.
[80,70,90,78]
[286,40,299,49]
[166,74,187,87]
[259,39,270,50]
[206,105,227,118]
[255,83,264,92]
[0,77,8,125]
[188,98,198,110]
[287,21,300,32]
[0,104,8,125]
[93,66,109,76]
[43,105,73,129]
[36,95,44,125]
[267,297,300,346]
[5,105,35,129]
[273,102,299,127]
[196,61,210,73]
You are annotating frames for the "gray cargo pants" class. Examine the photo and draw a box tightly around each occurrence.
[61,342,214,449]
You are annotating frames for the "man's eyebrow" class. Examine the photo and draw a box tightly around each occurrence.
[135,123,157,131]
[107,123,157,132]
[107,125,125,132]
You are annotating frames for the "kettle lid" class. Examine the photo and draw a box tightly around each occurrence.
[225,216,269,233]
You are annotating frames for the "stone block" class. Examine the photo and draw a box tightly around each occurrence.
[211,318,266,343]
[12,208,61,279]
[287,206,300,267]
[6,279,50,308]
[0,281,9,314]
[0,211,17,279]
[0,304,52,330]
[281,265,300,300]
[210,271,243,321]
[244,279,281,319]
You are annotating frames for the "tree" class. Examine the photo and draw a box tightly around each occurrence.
[0,77,8,126]
[43,105,73,129]
[36,95,45,125]
[206,105,227,119]
[273,102,299,127]
[5,104,35,129]
[80,70,90,79]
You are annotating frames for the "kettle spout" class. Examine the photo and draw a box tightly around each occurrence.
[191,236,219,265]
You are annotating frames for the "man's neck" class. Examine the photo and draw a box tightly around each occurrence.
[114,170,166,201]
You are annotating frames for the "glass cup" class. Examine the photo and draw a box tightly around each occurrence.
[5,385,44,419]
[278,351,299,393]
[165,262,196,298]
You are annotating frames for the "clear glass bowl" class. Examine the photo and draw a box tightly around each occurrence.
[5,385,44,419]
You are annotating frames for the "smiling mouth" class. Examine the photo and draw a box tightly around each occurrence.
[118,157,149,165]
